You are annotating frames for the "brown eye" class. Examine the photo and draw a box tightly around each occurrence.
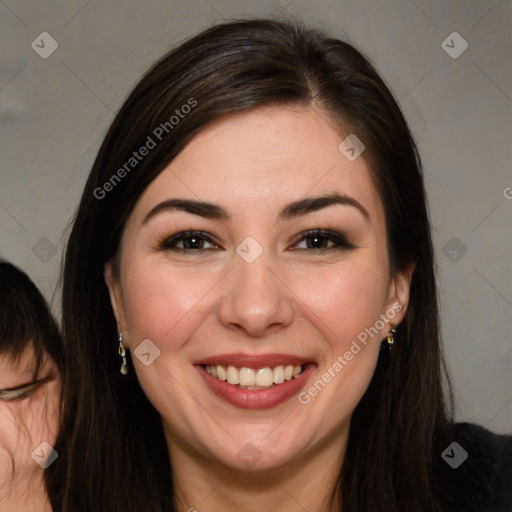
[158,230,220,252]
[292,229,355,252]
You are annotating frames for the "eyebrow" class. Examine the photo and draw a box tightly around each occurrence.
[142,192,370,225]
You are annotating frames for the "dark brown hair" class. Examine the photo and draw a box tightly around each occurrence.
[0,260,63,375]
[53,18,456,511]
[0,260,63,491]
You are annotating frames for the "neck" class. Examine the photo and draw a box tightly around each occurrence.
[167,426,347,512]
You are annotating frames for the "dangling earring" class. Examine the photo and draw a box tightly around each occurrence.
[118,332,128,375]
[386,323,397,350]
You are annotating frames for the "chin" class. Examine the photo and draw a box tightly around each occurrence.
[196,428,310,473]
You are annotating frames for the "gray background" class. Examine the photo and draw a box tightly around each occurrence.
[0,0,510,433]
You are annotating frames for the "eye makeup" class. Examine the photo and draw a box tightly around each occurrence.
[155,228,357,254]
[0,375,52,402]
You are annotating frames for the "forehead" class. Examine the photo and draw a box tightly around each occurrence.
[129,105,383,226]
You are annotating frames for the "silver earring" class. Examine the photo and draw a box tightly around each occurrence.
[386,323,397,350]
[118,332,128,375]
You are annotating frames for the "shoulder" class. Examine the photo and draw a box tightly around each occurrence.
[436,421,512,512]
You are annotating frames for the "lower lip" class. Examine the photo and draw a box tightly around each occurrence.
[195,364,316,410]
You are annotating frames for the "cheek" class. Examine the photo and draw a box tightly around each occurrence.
[0,397,57,488]
[0,404,28,479]
[122,261,217,349]
[293,263,389,347]
[122,250,390,354]
[0,441,14,487]
[0,411,18,464]
[292,268,387,415]
[34,381,61,444]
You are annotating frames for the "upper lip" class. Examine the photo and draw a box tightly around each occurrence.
[193,353,315,368]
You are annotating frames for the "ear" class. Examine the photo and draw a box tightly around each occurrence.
[104,261,130,348]
[381,261,415,331]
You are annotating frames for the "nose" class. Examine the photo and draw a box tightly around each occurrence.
[218,251,295,338]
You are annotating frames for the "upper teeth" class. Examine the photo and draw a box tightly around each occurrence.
[205,364,303,388]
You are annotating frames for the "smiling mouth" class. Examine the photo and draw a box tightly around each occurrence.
[202,363,308,390]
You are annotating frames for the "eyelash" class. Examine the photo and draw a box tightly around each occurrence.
[157,229,355,254]
[0,378,48,402]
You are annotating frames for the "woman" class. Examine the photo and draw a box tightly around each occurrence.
[0,261,62,511]
[53,18,511,511]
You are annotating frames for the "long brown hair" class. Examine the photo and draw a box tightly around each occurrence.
[52,18,455,511]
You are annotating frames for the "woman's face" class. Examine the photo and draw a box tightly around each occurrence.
[106,105,411,471]
[0,349,60,491]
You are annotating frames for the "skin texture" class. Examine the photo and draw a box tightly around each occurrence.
[105,105,413,511]
[0,350,59,512]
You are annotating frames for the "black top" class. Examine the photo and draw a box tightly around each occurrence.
[437,422,512,511]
